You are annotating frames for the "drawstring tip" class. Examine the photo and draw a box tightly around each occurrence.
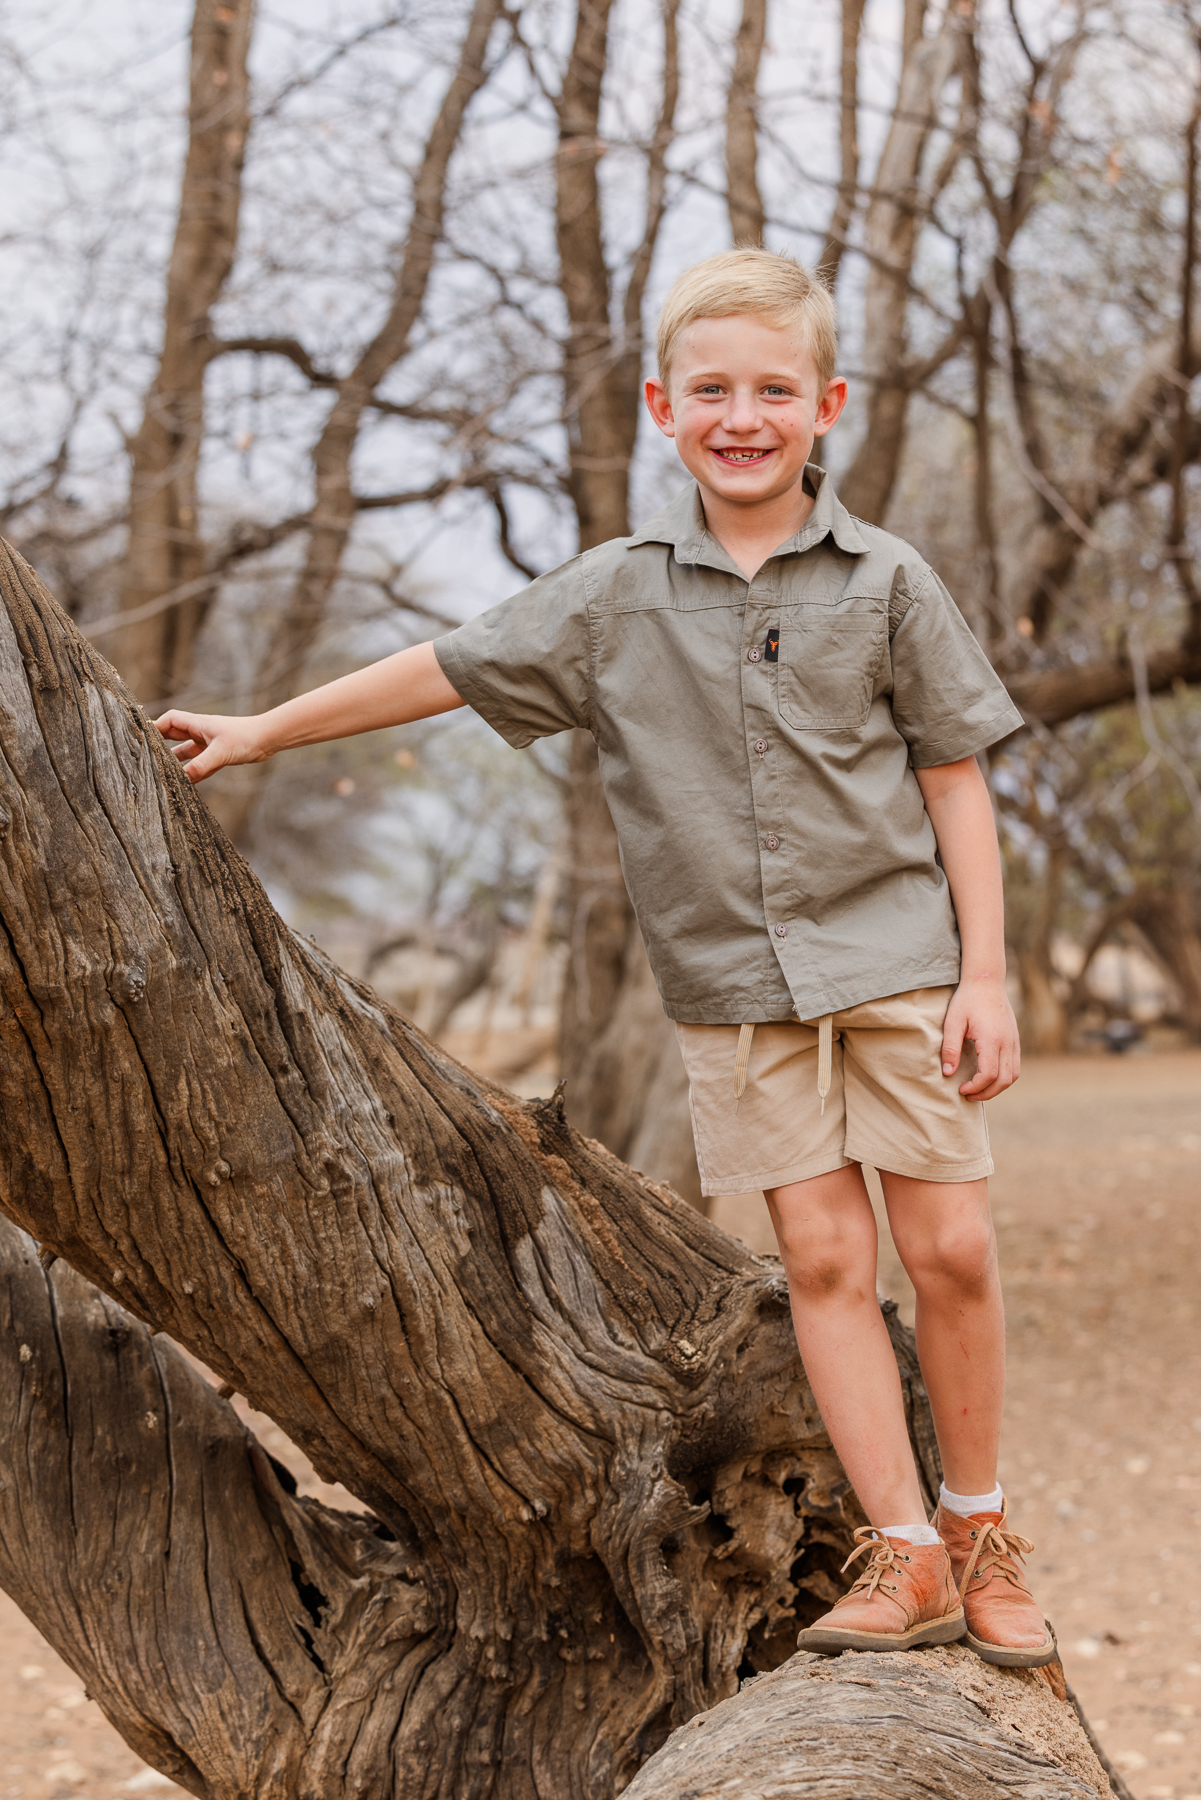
[733,1022,756,1107]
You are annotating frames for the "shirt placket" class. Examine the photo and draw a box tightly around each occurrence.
[740,560,809,1007]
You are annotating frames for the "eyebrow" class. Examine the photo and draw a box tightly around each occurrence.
[684,370,802,383]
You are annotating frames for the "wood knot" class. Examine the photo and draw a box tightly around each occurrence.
[111,964,147,1004]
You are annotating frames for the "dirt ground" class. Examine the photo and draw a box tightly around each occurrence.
[2,1050,1199,1800]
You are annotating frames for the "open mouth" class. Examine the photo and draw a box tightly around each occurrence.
[711,447,773,465]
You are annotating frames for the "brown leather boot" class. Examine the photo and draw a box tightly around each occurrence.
[797,1528,966,1653]
[935,1499,1057,1668]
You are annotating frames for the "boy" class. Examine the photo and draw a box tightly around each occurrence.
[156,249,1052,1666]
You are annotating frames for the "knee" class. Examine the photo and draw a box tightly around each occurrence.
[905,1218,996,1300]
[791,1254,855,1300]
[777,1223,873,1302]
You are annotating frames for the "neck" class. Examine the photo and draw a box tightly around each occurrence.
[697,473,816,581]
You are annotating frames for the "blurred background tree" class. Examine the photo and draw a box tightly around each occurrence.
[3,0,1201,1198]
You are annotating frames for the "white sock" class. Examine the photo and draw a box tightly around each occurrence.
[877,1522,940,1545]
[939,1480,1003,1518]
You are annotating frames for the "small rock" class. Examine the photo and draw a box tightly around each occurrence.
[43,1759,87,1788]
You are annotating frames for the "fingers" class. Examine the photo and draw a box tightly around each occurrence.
[959,1035,1018,1101]
[154,709,201,742]
[181,745,221,784]
[941,1001,967,1079]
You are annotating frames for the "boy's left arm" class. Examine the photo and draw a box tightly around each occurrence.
[915,756,1021,1101]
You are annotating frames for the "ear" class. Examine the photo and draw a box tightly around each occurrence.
[813,376,849,437]
[644,376,676,438]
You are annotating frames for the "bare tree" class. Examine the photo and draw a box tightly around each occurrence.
[109,0,255,704]
[726,0,766,246]
[547,0,701,1198]
[817,0,866,284]
[837,0,970,523]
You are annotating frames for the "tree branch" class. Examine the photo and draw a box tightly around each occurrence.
[0,1217,429,1797]
[1005,630,1201,726]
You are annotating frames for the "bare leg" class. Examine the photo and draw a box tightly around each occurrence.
[764,1164,928,1527]
[879,1172,1004,1496]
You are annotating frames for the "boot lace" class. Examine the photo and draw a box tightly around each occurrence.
[834,1525,910,1605]
[955,1502,1035,1601]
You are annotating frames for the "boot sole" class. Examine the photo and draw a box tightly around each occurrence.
[797,1606,966,1654]
[964,1624,1058,1669]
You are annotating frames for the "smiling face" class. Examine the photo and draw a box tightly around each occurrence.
[644,312,847,514]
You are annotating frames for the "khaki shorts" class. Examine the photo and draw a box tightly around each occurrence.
[675,986,993,1197]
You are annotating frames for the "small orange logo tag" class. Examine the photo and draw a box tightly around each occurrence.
[765,629,779,663]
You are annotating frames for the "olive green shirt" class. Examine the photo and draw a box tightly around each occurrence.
[434,468,1023,1024]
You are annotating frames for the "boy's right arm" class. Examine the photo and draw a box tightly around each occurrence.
[154,641,466,784]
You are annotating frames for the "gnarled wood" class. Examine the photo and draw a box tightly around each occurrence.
[623,1645,1119,1800]
[0,536,938,1794]
[0,1219,426,1799]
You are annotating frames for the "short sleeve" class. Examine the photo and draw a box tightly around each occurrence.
[889,569,1024,767]
[432,558,592,748]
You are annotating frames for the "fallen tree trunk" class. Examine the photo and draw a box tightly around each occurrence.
[622,1645,1122,1800]
[0,538,934,1793]
[0,540,1118,1796]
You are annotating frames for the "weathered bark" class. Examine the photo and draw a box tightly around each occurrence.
[725,0,767,246]
[623,1646,1120,1800]
[0,1222,424,1798]
[0,539,942,1792]
[109,0,254,704]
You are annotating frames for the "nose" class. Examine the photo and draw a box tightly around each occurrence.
[722,385,764,433]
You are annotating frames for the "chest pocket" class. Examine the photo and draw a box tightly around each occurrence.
[776,610,887,730]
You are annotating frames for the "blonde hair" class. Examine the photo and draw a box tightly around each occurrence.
[656,249,838,390]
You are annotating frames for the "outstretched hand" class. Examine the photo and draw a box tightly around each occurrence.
[941,976,1021,1101]
[153,710,270,785]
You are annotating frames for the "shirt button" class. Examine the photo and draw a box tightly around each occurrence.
[753,739,768,755]
[747,646,762,662]
[774,922,787,939]
[764,834,780,851]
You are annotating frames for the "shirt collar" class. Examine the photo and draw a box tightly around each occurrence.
[627,465,870,565]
